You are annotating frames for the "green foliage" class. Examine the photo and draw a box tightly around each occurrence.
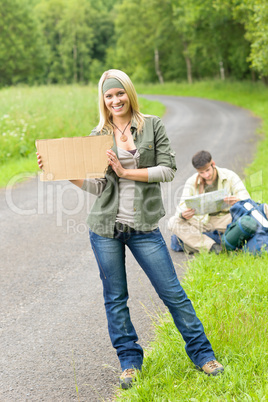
[0,0,268,85]
[233,0,268,77]
[34,0,113,84]
[0,0,46,85]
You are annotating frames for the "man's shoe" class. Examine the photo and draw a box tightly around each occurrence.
[201,360,224,376]
[119,368,136,389]
[210,243,222,255]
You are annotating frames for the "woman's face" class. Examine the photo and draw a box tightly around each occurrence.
[104,87,131,119]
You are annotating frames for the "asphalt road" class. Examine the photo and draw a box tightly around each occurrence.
[0,95,260,402]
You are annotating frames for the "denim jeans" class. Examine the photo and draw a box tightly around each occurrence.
[89,227,216,371]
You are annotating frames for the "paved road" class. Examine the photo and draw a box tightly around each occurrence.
[0,96,260,401]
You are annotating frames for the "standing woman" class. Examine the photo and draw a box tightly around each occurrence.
[38,69,224,389]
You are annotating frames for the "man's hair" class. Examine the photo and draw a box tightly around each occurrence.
[192,150,212,169]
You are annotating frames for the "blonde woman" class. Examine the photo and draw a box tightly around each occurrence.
[37,69,223,389]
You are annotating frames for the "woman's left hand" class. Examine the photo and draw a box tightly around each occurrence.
[106,149,125,177]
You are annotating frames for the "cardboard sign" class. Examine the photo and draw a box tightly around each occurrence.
[36,135,113,181]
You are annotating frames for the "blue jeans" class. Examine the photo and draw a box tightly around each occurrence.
[89,228,216,371]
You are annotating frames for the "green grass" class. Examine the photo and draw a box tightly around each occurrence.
[116,252,268,401]
[0,85,165,188]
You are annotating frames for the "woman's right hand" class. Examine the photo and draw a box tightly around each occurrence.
[36,152,43,169]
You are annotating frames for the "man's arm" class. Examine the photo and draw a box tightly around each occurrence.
[226,171,250,205]
[175,175,198,218]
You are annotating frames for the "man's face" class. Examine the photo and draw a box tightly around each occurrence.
[197,162,216,185]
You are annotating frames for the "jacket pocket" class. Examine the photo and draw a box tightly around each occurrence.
[138,142,155,167]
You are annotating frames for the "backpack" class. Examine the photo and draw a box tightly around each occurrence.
[223,199,268,254]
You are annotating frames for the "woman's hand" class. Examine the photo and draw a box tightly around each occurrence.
[36,152,43,170]
[181,208,195,220]
[106,149,149,182]
[106,149,125,177]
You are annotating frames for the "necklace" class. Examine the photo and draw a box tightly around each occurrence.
[112,121,130,142]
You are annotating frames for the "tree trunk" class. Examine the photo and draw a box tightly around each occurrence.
[80,57,84,83]
[261,75,268,85]
[183,42,192,84]
[251,69,256,82]
[219,61,225,80]
[73,43,77,83]
[154,48,164,84]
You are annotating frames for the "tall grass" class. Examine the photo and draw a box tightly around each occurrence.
[0,85,164,187]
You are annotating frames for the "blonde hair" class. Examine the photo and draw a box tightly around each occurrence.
[96,69,145,134]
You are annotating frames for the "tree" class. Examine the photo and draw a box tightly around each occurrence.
[0,0,46,85]
[34,0,116,84]
[57,0,94,83]
[233,0,268,78]
[110,0,180,83]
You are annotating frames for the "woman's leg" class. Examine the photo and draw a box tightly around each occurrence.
[89,230,143,371]
[127,228,216,369]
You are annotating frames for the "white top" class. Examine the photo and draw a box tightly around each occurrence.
[82,147,175,227]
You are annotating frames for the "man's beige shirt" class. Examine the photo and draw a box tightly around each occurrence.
[176,166,250,224]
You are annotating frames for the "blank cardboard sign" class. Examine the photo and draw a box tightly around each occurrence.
[36,135,113,181]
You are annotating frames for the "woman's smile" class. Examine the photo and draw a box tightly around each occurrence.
[104,88,131,119]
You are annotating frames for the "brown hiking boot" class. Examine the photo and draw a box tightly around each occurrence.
[119,368,136,389]
[201,360,224,376]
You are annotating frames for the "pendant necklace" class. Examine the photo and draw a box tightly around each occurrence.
[113,121,130,142]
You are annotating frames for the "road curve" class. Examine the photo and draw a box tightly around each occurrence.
[0,96,260,401]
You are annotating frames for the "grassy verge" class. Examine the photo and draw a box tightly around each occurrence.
[0,85,164,188]
[114,81,268,401]
[116,252,268,401]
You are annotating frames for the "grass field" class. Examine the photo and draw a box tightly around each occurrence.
[0,85,164,187]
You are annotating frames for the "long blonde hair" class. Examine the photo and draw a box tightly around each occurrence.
[96,69,145,134]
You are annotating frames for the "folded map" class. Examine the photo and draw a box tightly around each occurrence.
[185,189,229,215]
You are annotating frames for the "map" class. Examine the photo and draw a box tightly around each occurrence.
[185,189,229,215]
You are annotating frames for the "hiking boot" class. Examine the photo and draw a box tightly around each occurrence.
[210,243,222,255]
[201,360,224,376]
[119,368,136,389]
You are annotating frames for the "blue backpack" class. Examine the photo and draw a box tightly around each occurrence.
[227,199,268,254]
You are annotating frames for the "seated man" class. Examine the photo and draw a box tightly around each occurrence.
[168,150,250,254]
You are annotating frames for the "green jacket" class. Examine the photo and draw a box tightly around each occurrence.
[87,115,176,237]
